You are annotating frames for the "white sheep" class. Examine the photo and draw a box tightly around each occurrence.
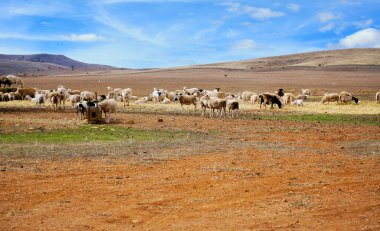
[99,99,117,123]
[121,88,133,107]
[6,75,24,88]
[291,99,304,107]
[69,94,81,107]
[250,94,259,104]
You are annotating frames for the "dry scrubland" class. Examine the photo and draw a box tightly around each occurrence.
[1,63,380,230]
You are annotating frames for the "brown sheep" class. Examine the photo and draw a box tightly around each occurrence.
[259,93,283,109]
[321,93,339,104]
[16,88,36,100]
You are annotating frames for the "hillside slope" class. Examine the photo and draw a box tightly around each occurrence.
[0,54,116,75]
[193,48,380,71]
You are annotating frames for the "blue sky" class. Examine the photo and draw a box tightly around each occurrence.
[0,0,380,68]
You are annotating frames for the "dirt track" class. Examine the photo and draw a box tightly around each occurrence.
[1,110,379,230]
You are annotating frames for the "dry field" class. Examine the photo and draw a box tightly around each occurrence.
[1,68,380,230]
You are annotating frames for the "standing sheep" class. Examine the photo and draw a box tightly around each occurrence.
[376,92,380,103]
[99,99,118,123]
[6,75,24,88]
[320,93,339,104]
[227,99,239,117]
[175,93,197,111]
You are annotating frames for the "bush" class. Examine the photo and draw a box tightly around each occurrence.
[0,88,17,93]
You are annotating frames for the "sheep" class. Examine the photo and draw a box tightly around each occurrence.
[301,88,311,96]
[250,94,259,104]
[166,92,177,102]
[320,93,339,104]
[339,91,359,104]
[16,87,36,100]
[200,95,227,117]
[0,77,11,88]
[26,93,46,106]
[121,88,132,107]
[291,99,304,107]
[6,75,24,88]
[208,97,227,117]
[259,93,283,109]
[49,92,61,111]
[107,91,118,100]
[376,92,380,103]
[241,91,257,101]
[2,93,10,101]
[152,88,166,102]
[183,87,199,95]
[57,85,68,108]
[274,88,284,97]
[80,91,96,101]
[69,94,81,107]
[74,101,98,120]
[175,93,197,111]
[227,99,239,117]
[99,99,117,123]
[67,89,81,95]
[282,93,295,105]
[161,97,171,104]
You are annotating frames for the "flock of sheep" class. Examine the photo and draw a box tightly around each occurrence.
[1,75,380,123]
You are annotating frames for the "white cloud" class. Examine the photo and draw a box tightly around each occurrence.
[319,23,335,32]
[287,3,300,12]
[0,33,108,42]
[339,28,380,48]
[232,39,257,50]
[318,12,337,23]
[354,19,373,28]
[224,2,285,19]
[59,34,107,42]
[0,2,72,18]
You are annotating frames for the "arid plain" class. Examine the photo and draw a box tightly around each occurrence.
[1,49,380,230]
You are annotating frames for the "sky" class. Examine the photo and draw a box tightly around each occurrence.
[0,0,380,68]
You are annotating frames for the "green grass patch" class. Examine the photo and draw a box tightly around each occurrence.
[0,125,202,144]
[260,113,380,125]
[0,87,17,93]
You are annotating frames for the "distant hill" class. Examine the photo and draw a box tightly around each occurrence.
[0,54,117,75]
[189,48,380,71]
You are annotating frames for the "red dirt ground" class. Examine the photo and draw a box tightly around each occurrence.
[1,111,379,230]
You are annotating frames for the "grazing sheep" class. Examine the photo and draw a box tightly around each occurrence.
[2,93,10,101]
[282,93,295,105]
[6,75,24,88]
[241,91,257,101]
[376,92,380,103]
[291,99,304,107]
[16,88,36,100]
[99,99,117,123]
[259,93,283,109]
[26,93,46,106]
[175,93,197,111]
[320,93,339,104]
[183,87,199,95]
[107,91,118,100]
[80,91,96,101]
[227,99,239,117]
[250,94,259,104]
[301,88,311,96]
[201,95,227,117]
[121,88,133,107]
[69,94,81,107]
[67,89,81,95]
[339,91,358,104]
[74,101,98,120]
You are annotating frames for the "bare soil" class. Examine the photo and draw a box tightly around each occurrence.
[1,108,379,230]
